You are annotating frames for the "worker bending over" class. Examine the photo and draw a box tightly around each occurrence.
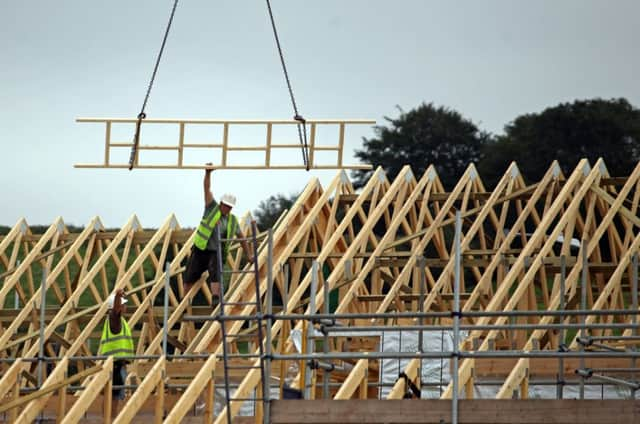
[183,163,253,299]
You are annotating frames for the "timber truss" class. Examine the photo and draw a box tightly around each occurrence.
[2,159,640,423]
[74,118,374,170]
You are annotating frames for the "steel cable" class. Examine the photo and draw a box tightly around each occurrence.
[129,0,180,170]
[265,0,310,170]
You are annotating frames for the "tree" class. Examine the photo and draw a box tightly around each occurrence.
[479,98,640,187]
[254,193,298,231]
[351,103,491,189]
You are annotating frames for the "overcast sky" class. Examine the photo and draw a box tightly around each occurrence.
[2,1,639,229]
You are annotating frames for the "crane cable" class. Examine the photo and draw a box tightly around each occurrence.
[264,0,310,171]
[128,0,180,171]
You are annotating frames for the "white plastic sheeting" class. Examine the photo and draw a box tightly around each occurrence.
[380,329,460,399]
[380,330,629,399]
[284,328,629,401]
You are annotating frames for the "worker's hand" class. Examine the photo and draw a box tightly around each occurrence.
[115,288,125,298]
[247,255,254,265]
[204,162,215,172]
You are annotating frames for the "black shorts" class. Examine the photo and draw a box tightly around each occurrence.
[184,247,221,285]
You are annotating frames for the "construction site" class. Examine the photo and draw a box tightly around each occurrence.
[3,2,640,423]
[2,118,640,422]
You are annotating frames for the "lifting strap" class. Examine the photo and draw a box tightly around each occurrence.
[129,0,180,171]
[264,0,310,171]
[127,1,310,171]
[399,372,421,399]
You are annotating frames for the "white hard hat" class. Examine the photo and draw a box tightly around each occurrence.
[107,293,128,309]
[220,193,237,208]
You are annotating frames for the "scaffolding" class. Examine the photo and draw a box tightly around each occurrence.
[2,159,640,423]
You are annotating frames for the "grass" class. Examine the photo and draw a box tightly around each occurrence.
[1,235,168,309]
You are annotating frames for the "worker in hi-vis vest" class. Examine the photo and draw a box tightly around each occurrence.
[183,163,254,299]
[99,289,134,419]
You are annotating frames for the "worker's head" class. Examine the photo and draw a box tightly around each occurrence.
[220,193,236,216]
[106,293,128,310]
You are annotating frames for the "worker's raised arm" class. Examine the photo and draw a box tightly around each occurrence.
[204,163,214,207]
[109,288,125,335]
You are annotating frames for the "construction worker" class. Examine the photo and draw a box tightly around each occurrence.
[183,163,254,299]
[99,289,134,419]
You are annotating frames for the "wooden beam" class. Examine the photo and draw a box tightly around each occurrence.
[496,358,529,399]
[114,356,165,424]
[164,355,219,423]
[270,400,640,424]
[61,356,113,424]
[338,192,494,204]
[590,185,640,228]
[386,358,419,399]
[0,358,24,400]
[334,359,368,400]
[0,360,102,415]
[357,293,471,302]
[14,357,69,422]
[473,357,638,377]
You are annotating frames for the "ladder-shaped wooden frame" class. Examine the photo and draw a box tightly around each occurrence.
[74,118,375,170]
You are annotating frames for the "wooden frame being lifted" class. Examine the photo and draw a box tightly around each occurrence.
[74,118,375,170]
[2,159,640,423]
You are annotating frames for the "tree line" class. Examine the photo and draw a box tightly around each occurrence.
[255,97,640,229]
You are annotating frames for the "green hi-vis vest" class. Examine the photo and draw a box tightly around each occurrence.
[99,317,134,359]
[194,204,239,253]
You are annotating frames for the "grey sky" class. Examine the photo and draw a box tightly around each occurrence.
[2,1,639,229]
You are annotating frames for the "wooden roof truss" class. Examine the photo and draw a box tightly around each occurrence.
[2,159,640,422]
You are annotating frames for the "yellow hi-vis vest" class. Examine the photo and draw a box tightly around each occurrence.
[99,317,134,359]
[193,204,239,253]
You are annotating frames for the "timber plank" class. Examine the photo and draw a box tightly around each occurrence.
[271,400,640,424]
